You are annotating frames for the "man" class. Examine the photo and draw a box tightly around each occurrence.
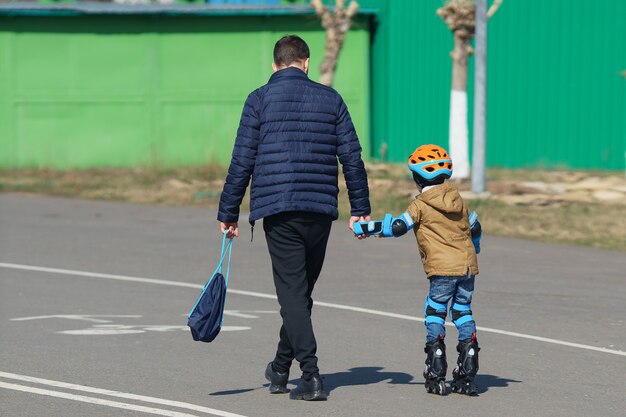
[217,35,370,401]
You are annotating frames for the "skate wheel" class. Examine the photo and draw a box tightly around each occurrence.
[467,381,478,396]
[426,386,433,393]
[437,380,446,396]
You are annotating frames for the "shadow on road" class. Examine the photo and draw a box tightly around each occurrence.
[323,366,416,393]
[209,388,256,396]
[474,374,522,394]
[210,367,416,396]
[322,367,521,396]
[207,369,521,397]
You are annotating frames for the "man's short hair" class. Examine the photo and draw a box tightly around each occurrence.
[273,35,310,67]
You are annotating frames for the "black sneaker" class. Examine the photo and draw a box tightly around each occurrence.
[265,362,289,394]
[289,375,327,401]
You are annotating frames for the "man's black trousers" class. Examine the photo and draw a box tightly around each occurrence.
[263,211,332,379]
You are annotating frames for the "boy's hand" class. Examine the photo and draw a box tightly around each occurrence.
[350,215,371,240]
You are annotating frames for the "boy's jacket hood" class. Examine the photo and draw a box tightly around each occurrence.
[419,181,464,215]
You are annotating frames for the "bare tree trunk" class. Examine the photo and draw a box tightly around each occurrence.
[438,0,474,180]
[319,26,343,86]
[472,0,488,194]
[451,36,471,92]
[449,35,472,179]
[312,0,359,87]
[438,0,501,180]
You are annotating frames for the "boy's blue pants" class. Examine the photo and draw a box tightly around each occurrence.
[424,275,476,343]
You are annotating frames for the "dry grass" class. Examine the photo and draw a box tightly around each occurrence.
[1,165,625,251]
[0,167,227,206]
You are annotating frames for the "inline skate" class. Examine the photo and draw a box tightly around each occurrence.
[450,333,480,396]
[423,335,447,395]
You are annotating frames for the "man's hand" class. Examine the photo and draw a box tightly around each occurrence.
[350,215,371,240]
[220,222,239,239]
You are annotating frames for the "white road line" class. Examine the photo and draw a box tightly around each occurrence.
[10,314,142,322]
[313,300,626,356]
[2,262,625,357]
[0,372,248,417]
[0,381,199,417]
[0,262,202,289]
[223,311,259,319]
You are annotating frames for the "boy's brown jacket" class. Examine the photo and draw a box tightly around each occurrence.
[406,180,479,278]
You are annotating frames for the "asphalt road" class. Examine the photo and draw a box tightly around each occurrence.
[1,194,625,417]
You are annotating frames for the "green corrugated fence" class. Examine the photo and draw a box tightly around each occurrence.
[361,0,626,170]
[0,11,370,168]
[1,1,625,171]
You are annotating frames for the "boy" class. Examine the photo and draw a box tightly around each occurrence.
[354,144,482,396]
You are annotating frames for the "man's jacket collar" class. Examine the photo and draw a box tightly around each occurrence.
[269,66,309,83]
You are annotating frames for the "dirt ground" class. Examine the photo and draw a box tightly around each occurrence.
[1,165,625,251]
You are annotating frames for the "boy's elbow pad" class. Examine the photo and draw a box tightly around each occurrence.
[468,211,482,254]
[392,219,408,236]
[386,212,414,237]
[353,212,414,238]
[471,220,482,239]
[472,234,481,254]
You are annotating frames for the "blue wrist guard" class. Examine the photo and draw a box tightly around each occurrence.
[469,211,482,254]
[354,212,415,238]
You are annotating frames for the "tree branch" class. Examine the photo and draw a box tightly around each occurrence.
[487,0,503,19]
[311,0,333,29]
[346,0,359,19]
[336,0,346,16]
[311,0,326,17]
[312,0,360,86]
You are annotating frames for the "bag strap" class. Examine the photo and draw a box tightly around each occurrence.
[218,230,227,272]
[186,231,233,317]
[215,230,233,281]
[219,231,233,286]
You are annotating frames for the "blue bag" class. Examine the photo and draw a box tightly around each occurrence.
[187,231,233,343]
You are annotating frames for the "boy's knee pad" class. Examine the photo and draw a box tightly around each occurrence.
[451,302,474,328]
[424,297,448,326]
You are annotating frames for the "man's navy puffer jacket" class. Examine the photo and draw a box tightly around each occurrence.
[218,67,370,224]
